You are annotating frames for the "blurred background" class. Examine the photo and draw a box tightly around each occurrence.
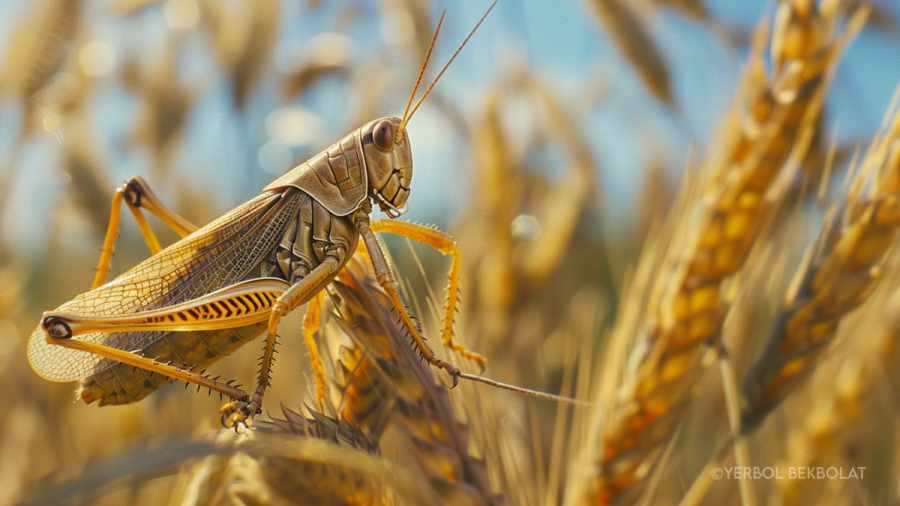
[1,0,900,504]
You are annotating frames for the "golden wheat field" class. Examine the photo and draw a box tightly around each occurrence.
[3,0,900,504]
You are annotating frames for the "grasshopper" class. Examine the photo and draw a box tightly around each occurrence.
[27,3,496,428]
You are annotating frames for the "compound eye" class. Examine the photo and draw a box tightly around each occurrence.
[372,120,394,151]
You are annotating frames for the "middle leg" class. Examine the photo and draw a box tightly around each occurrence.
[221,255,342,428]
[302,291,327,411]
[356,219,461,385]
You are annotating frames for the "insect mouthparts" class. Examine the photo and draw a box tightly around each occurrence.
[388,202,409,218]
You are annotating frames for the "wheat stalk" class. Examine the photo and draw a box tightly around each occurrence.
[321,253,498,505]
[776,357,870,505]
[754,290,900,503]
[0,0,82,109]
[585,0,672,105]
[576,1,865,503]
[741,77,900,431]
[457,75,597,389]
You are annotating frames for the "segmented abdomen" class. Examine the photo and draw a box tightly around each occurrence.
[80,324,266,405]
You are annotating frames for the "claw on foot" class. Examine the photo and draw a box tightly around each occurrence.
[220,400,256,430]
[433,359,461,388]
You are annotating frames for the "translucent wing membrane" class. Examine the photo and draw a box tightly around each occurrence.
[28,190,301,381]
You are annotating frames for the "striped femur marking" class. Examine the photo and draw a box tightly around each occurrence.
[139,291,279,325]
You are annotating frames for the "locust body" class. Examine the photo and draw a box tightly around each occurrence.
[27,3,499,427]
[27,117,468,420]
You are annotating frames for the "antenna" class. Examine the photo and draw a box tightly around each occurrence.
[399,10,446,133]
[399,0,498,131]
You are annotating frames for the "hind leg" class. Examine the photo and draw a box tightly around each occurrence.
[92,176,198,289]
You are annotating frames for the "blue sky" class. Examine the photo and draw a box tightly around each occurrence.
[1,0,899,255]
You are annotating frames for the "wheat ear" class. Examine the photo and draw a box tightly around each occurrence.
[578,1,866,502]
[741,84,900,428]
